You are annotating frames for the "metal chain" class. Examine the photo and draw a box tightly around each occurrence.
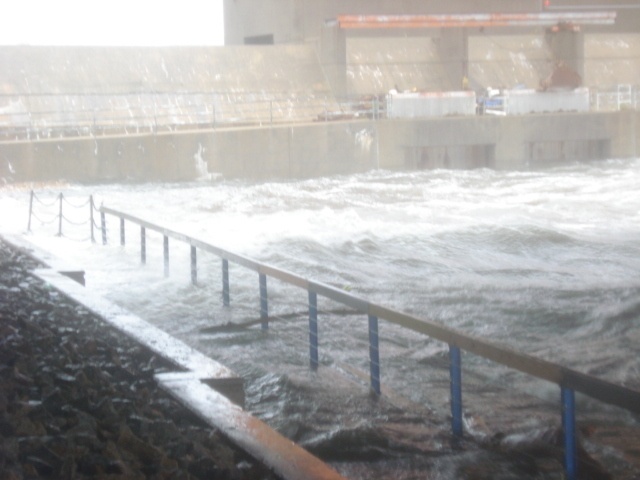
[60,213,89,226]
[32,192,59,207]
[61,195,91,208]
[30,211,59,225]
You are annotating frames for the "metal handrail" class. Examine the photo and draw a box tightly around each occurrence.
[0,93,373,128]
[4,87,638,142]
[99,205,640,480]
[100,205,640,413]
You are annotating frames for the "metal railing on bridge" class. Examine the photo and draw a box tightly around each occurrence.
[95,205,640,480]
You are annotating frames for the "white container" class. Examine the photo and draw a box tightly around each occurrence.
[387,91,476,118]
[504,88,590,114]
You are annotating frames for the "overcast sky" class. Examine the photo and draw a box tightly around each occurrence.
[2,0,224,46]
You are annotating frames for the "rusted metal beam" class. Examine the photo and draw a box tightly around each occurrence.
[159,377,347,480]
[336,12,616,29]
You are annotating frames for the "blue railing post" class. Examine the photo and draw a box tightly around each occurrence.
[449,344,463,438]
[100,211,107,245]
[562,386,577,480]
[120,217,125,246]
[259,273,268,330]
[140,226,146,264]
[190,245,197,285]
[308,291,319,370]
[368,314,381,395]
[163,235,169,277]
[222,259,230,306]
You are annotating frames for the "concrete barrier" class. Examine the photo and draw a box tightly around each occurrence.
[0,111,637,183]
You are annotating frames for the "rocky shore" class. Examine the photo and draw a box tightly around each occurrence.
[0,237,278,479]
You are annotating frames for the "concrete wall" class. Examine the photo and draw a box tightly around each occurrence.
[1,111,637,183]
[223,0,640,46]
[378,112,635,171]
[224,0,551,46]
[0,132,212,183]
[0,123,378,183]
[206,122,377,179]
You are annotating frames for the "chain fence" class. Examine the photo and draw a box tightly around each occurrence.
[27,191,99,242]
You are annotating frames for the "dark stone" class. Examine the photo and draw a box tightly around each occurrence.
[77,452,112,475]
[91,397,119,423]
[118,425,164,464]
[0,414,16,436]
[0,239,279,480]
[66,411,98,437]
[42,389,66,414]
[148,419,182,444]
[29,444,63,474]
[23,455,55,476]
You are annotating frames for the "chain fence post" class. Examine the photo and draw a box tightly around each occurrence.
[100,210,107,245]
[140,227,146,264]
[27,190,34,232]
[57,193,63,237]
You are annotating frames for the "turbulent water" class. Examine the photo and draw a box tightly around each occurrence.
[2,159,640,478]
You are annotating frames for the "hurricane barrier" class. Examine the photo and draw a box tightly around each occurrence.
[97,205,640,480]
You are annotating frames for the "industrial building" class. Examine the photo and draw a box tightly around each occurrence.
[0,1,639,181]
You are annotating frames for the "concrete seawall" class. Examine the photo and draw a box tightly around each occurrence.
[1,111,638,183]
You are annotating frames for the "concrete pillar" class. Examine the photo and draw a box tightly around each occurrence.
[435,28,469,91]
[320,22,348,97]
[545,27,584,83]
[610,110,639,160]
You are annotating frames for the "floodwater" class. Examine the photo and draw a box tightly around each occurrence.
[2,159,640,478]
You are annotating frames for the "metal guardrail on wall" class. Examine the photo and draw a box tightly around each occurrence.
[0,93,383,141]
[96,205,640,480]
[591,84,640,111]
[1,86,638,141]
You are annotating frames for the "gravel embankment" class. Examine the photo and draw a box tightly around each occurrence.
[0,238,278,479]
